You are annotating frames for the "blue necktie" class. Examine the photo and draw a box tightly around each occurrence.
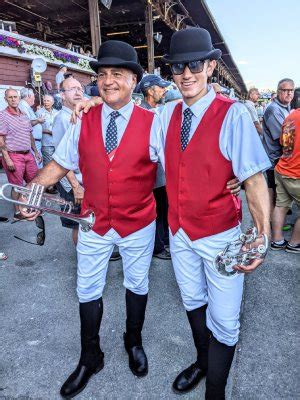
[105,111,120,154]
[181,108,193,150]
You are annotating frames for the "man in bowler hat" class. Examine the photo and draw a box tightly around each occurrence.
[161,27,271,399]
[20,40,164,398]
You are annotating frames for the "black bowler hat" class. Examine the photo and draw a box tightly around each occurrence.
[162,27,222,64]
[89,40,143,82]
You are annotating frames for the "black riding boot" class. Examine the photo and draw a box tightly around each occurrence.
[205,336,236,400]
[173,305,210,393]
[123,289,148,377]
[60,298,104,399]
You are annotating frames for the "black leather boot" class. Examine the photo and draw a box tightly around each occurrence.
[60,298,104,399]
[124,289,148,377]
[205,336,236,400]
[173,305,209,393]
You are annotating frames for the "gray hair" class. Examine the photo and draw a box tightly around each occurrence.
[43,94,54,102]
[20,88,34,99]
[277,79,294,90]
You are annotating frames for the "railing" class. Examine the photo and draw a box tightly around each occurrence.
[0,30,94,73]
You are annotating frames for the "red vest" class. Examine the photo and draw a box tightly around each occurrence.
[165,95,241,241]
[78,104,157,237]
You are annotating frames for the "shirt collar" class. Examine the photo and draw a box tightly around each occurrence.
[102,101,134,121]
[62,105,72,115]
[6,106,23,116]
[274,97,291,111]
[182,86,216,118]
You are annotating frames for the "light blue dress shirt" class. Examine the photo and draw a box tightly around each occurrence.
[53,101,164,173]
[160,87,271,182]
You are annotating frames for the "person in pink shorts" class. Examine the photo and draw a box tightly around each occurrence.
[0,88,41,219]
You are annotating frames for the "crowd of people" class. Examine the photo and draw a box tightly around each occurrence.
[0,26,299,400]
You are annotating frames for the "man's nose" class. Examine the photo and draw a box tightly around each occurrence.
[182,65,193,79]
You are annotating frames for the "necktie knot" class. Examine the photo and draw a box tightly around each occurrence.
[183,108,193,119]
[110,111,120,120]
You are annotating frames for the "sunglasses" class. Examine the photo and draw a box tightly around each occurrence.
[170,60,207,75]
[12,216,45,246]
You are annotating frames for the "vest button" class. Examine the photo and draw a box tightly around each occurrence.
[109,168,113,172]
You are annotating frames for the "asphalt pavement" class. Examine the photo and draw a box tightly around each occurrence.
[0,170,298,400]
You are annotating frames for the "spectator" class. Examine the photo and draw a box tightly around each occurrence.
[243,88,263,136]
[19,88,44,169]
[0,89,41,219]
[139,74,171,260]
[271,107,300,253]
[55,64,68,91]
[85,75,98,96]
[139,74,170,110]
[262,78,295,212]
[52,78,84,245]
[37,94,57,194]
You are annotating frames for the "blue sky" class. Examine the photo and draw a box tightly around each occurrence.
[205,0,299,91]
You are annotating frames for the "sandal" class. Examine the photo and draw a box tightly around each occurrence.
[0,252,8,260]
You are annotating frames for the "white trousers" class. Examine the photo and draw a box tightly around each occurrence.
[76,221,156,303]
[170,225,244,346]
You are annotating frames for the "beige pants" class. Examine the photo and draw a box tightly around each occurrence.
[275,171,300,214]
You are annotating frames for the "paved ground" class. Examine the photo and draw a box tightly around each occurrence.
[0,170,298,400]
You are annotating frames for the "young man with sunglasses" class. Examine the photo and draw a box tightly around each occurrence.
[161,28,271,399]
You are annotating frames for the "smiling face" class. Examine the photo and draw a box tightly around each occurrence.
[97,67,137,110]
[172,60,216,106]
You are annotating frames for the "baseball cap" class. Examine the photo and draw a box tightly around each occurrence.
[139,74,170,94]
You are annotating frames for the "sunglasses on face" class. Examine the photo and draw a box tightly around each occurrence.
[12,216,45,246]
[170,60,207,75]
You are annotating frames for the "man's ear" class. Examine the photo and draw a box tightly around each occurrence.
[207,60,217,78]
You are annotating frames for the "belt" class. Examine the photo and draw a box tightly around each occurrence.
[8,150,30,154]
[35,139,42,142]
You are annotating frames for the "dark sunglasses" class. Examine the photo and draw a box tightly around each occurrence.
[12,216,45,246]
[170,60,207,75]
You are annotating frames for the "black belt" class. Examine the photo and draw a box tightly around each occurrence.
[8,150,30,154]
[35,139,42,142]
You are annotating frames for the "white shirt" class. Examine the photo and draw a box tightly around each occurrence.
[53,101,164,175]
[52,106,82,192]
[160,87,271,182]
[36,107,57,147]
[19,99,43,140]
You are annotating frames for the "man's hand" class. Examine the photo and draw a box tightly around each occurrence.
[18,187,41,221]
[34,151,43,165]
[71,97,102,124]
[5,157,15,172]
[227,177,241,196]
[233,232,270,274]
[73,183,84,205]
[37,116,45,124]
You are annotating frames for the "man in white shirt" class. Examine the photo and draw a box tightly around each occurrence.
[19,88,45,168]
[20,41,164,399]
[52,76,85,245]
[37,94,57,193]
[161,28,271,399]
[243,88,263,136]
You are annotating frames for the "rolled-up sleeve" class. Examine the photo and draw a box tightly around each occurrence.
[220,103,271,182]
[149,113,165,169]
[52,121,81,171]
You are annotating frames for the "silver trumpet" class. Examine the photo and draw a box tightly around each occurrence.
[214,227,269,277]
[0,182,95,232]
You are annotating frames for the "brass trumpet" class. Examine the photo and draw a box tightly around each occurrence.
[0,183,95,232]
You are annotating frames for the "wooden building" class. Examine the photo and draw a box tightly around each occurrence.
[0,0,247,101]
